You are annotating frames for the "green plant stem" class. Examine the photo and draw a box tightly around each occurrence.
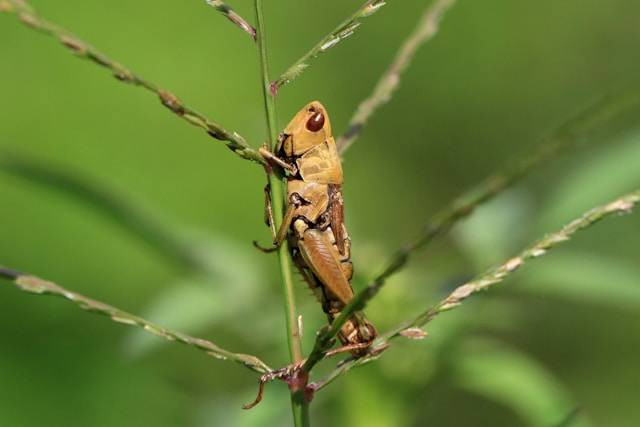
[337,0,456,154]
[312,189,640,390]
[270,0,388,94]
[0,266,272,374]
[254,0,301,367]
[254,1,307,425]
[3,0,263,164]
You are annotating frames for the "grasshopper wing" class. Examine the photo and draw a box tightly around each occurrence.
[298,228,353,305]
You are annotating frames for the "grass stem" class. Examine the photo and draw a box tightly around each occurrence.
[254,1,308,424]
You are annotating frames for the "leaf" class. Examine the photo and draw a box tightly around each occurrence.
[539,133,640,230]
[123,234,265,358]
[451,338,593,427]
[195,386,291,427]
[516,251,640,308]
[453,190,534,268]
[123,280,229,357]
[187,232,265,287]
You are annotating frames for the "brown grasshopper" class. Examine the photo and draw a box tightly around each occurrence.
[257,101,377,355]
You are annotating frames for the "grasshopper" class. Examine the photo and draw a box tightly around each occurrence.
[257,101,377,355]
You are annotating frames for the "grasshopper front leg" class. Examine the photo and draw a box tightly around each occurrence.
[254,145,299,253]
[262,183,277,240]
[254,185,304,253]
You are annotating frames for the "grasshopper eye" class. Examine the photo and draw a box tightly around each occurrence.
[306,112,325,132]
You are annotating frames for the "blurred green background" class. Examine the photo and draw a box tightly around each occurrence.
[2,0,640,426]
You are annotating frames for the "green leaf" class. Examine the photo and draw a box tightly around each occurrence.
[539,133,640,230]
[516,251,640,308]
[123,234,265,357]
[195,385,291,427]
[453,190,533,268]
[451,338,593,427]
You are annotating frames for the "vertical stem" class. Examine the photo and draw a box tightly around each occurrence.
[254,1,309,426]
[254,0,301,366]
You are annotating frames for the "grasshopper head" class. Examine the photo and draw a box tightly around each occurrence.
[278,101,333,157]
